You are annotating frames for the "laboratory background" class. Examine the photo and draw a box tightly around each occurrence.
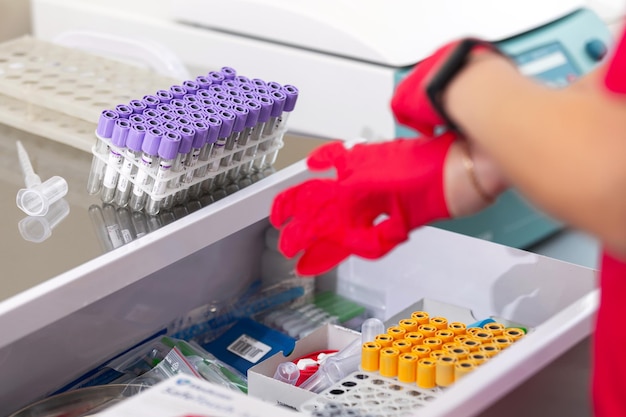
[0,0,624,416]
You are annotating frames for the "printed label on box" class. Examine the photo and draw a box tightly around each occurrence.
[227,334,271,363]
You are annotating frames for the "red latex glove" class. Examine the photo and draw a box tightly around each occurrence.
[391,38,499,136]
[270,132,456,276]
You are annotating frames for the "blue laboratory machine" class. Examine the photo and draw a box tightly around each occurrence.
[32,0,614,247]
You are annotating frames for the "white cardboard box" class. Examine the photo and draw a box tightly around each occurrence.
[248,323,360,410]
[95,375,300,417]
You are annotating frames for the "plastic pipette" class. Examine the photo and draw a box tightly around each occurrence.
[17,140,41,188]
[16,141,68,217]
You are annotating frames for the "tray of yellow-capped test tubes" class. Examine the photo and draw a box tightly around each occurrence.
[299,305,527,417]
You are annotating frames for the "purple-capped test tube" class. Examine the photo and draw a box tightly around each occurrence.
[129,114,146,126]
[156,89,174,104]
[145,130,182,215]
[142,94,161,109]
[221,105,249,166]
[251,95,274,171]
[197,116,223,194]
[170,85,186,99]
[210,110,235,172]
[235,75,251,85]
[186,120,212,199]
[96,109,119,138]
[196,75,213,90]
[231,99,261,178]
[114,123,147,207]
[208,71,225,85]
[129,99,147,114]
[214,105,248,187]
[115,104,133,119]
[183,80,200,94]
[101,119,131,203]
[130,127,163,212]
[164,124,195,209]
[262,90,286,137]
[221,66,237,80]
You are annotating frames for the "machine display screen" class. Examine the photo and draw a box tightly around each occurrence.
[513,42,580,87]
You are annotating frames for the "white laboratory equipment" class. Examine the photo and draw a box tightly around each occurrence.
[0,2,610,415]
[29,0,616,249]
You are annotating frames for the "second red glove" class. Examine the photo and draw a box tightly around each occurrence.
[270,132,456,276]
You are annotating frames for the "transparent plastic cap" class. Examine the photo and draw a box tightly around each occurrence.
[18,199,70,242]
[16,176,69,216]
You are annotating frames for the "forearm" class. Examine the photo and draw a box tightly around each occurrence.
[445,53,626,255]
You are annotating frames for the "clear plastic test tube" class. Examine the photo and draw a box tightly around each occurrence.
[262,90,286,137]
[231,99,261,178]
[161,125,194,210]
[89,109,118,195]
[219,105,248,169]
[177,120,208,203]
[264,86,298,169]
[186,121,211,199]
[113,124,146,207]
[209,110,235,172]
[251,95,273,171]
[129,127,162,212]
[145,131,181,215]
[102,203,124,249]
[100,119,131,203]
[199,116,222,193]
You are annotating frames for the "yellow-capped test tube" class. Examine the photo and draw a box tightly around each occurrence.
[398,353,419,383]
[468,352,488,365]
[479,343,500,357]
[483,322,505,336]
[423,337,443,351]
[417,358,437,389]
[404,332,424,346]
[417,324,437,338]
[361,341,382,372]
[492,336,514,350]
[462,338,482,352]
[449,322,467,335]
[471,330,493,343]
[435,329,455,343]
[399,318,419,332]
[380,347,400,378]
[411,311,430,324]
[375,333,395,348]
[430,349,446,360]
[429,316,448,330]
[455,359,477,380]
[436,355,457,387]
[454,334,470,344]
[387,326,407,340]
[411,345,431,359]
[447,345,470,360]
[503,328,525,341]
[393,339,413,354]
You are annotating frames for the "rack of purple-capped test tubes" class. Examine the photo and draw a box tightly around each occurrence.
[86,66,299,215]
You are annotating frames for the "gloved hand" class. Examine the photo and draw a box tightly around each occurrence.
[270,132,456,276]
[391,38,500,136]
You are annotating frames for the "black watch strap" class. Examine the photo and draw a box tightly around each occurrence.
[425,38,502,134]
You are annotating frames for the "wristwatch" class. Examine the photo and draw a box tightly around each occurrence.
[425,38,504,134]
